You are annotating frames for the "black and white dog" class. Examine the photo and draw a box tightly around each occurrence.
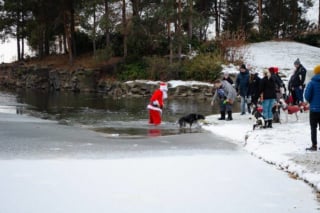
[251,105,265,130]
[178,113,205,128]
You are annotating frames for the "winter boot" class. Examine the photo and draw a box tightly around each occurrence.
[218,112,225,120]
[263,119,269,128]
[267,120,273,128]
[226,111,233,121]
[306,145,317,151]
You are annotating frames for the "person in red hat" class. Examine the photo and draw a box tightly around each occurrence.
[147,82,168,125]
[269,66,285,101]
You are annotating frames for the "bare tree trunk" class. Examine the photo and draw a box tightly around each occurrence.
[64,11,73,65]
[188,0,193,40]
[214,0,219,37]
[131,0,139,17]
[93,6,97,56]
[291,0,298,37]
[104,0,110,48]
[177,0,182,62]
[239,0,244,30]
[59,35,63,54]
[258,0,262,32]
[16,10,21,61]
[318,0,320,30]
[122,0,127,58]
[63,34,67,54]
[169,30,173,64]
[21,7,24,60]
[70,3,76,57]
[16,35,21,61]
[218,0,222,36]
[45,27,50,56]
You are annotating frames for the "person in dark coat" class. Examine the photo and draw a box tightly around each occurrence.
[304,65,320,151]
[269,67,285,101]
[248,71,261,108]
[259,69,277,128]
[235,64,250,115]
[288,58,307,104]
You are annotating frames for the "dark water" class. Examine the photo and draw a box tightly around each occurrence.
[2,89,232,137]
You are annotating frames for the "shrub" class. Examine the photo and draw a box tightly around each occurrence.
[294,32,320,47]
[94,47,113,63]
[144,56,186,80]
[117,60,148,80]
[184,53,223,81]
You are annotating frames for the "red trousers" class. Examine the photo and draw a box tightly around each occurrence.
[149,109,161,125]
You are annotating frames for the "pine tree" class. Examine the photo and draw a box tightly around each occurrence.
[262,0,313,38]
[222,0,256,34]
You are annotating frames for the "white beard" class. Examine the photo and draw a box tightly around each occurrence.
[162,91,168,100]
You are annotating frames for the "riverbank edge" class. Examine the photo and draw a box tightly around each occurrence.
[203,113,320,195]
[0,63,213,100]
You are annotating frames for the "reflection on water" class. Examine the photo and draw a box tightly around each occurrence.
[1,89,240,137]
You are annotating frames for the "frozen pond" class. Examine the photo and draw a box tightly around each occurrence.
[0,91,319,212]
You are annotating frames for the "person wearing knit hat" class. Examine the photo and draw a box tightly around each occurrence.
[236,64,250,115]
[288,58,307,104]
[269,66,285,102]
[304,65,320,151]
[147,82,168,125]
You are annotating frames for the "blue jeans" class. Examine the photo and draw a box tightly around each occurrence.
[294,87,304,103]
[262,99,275,120]
[240,96,246,114]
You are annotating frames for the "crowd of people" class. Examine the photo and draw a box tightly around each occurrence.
[211,59,320,151]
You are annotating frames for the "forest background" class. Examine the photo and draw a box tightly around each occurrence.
[0,0,319,81]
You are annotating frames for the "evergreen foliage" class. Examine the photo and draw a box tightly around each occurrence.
[0,0,318,81]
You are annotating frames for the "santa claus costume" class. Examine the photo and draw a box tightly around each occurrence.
[147,82,168,125]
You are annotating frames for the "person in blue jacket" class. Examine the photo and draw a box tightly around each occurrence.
[235,64,250,115]
[304,65,320,151]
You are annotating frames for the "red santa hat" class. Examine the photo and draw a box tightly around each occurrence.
[159,82,168,91]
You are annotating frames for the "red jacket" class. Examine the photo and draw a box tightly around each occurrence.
[150,89,164,108]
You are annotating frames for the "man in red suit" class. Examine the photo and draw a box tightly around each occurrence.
[147,82,168,125]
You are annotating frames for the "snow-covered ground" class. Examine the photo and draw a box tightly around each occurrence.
[203,111,320,192]
[204,41,320,192]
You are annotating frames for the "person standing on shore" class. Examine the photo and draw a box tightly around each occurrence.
[211,79,237,121]
[248,70,261,107]
[147,82,168,125]
[259,69,277,128]
[304,65,320,151]
[235,64,250,115]
[288,58,307,104]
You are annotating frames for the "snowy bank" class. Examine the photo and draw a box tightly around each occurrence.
[202,111,320,192]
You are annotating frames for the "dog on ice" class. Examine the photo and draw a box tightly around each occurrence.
[178,113,205,128]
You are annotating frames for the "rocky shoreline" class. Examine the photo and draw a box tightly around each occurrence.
[0,63,213,99]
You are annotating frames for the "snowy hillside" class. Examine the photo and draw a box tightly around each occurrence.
[243,41,320,71]
[222,41,320,84]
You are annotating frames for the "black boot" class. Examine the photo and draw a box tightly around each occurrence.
[226,111,233,121]
[306,145,317,151]
[267,120,273,128]
[263,119,268,128]
[218,112,225,120]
